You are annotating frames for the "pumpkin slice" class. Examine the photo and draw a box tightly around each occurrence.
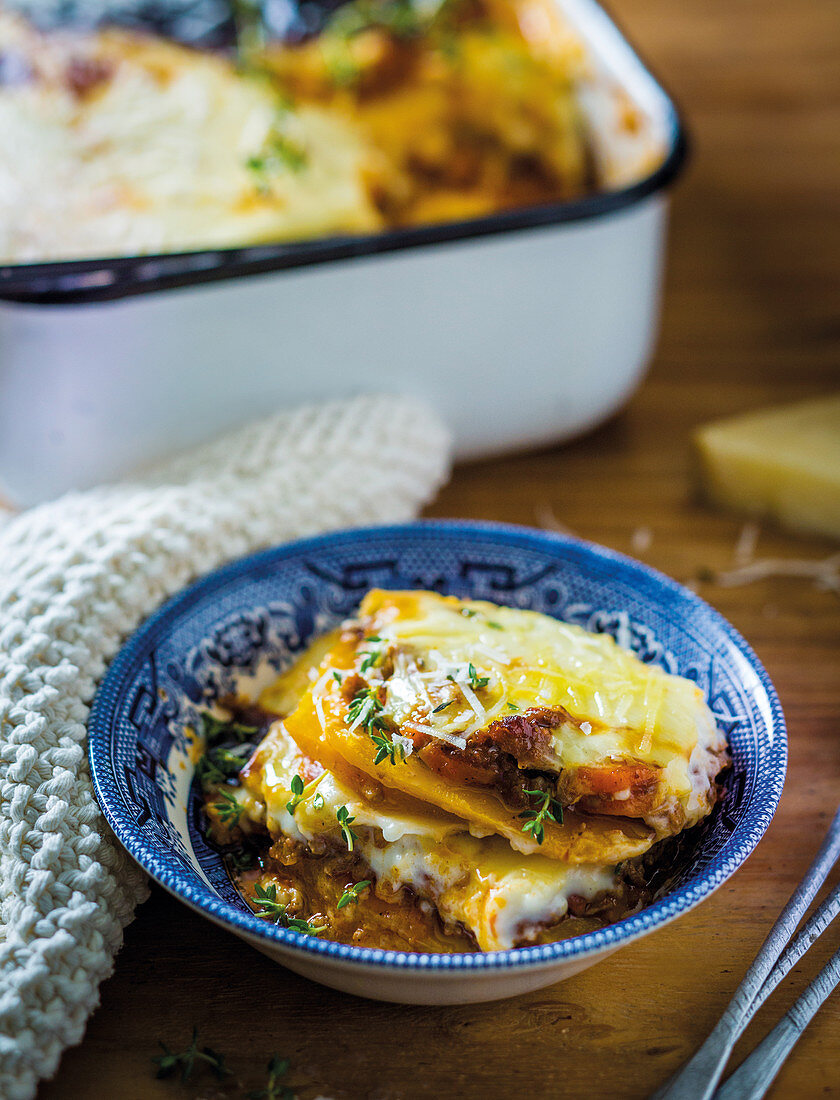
[274,661,655,864]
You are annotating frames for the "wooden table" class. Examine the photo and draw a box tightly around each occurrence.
[40,0,840,1096]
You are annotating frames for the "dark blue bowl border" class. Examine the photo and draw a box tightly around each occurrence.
[89,520,786,972]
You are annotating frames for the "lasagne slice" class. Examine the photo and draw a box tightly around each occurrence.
[261,590,727,856]
[215,720,641,952]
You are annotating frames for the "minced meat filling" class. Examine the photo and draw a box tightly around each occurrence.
[416,709,665,821]
[417,737,556,809]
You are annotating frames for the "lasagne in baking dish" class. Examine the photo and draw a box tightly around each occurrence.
[0,0,653,262]
[200,590,729,953]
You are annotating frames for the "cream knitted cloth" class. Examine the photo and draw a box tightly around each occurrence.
[0,396,451,1100]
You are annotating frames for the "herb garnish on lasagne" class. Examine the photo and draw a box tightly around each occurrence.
[201,590,728,952]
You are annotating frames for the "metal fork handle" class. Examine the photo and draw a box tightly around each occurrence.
[714,940,840,1100]
[650,803,840,1100]
[742,879,840,1023]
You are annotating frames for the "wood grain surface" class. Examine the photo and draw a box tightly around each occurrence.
[39,0,840,1096]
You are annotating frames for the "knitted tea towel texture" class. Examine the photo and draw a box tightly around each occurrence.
[0,395,451,1100]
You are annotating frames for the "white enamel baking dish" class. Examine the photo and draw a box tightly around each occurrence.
[0,0,686,507]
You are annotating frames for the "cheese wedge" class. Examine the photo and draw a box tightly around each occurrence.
[694,394,840,540]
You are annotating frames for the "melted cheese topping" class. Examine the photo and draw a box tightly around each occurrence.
[241,721,621,950]
[243,717,465,845]
[0,12,380,262]
[0,0,601,262]
[268,659,657,863]
[215,588,727,951]
[348,590,726,830]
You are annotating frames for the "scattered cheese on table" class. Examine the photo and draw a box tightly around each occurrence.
[694,394,840,540]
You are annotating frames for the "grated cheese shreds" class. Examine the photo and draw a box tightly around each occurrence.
[454,676,487,723]
[311,669,334,732]
[410,724,468,750]
[709,553,840,592]
[732,521,760,566]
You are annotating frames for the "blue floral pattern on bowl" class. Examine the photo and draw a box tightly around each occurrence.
[89,521,786,976]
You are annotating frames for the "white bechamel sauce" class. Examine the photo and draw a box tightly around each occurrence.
[361,832,618,951]
[245,722,622,951]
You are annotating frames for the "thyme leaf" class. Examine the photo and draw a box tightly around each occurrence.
[467,662,490,691]
[212,788,243,826]
[518,788,564,845]
[336,805,359,851]
[359,647,382,674]
[337,879,372,910]
[152,1027,231,1083]
[285,771,325,816]
[247,1054,295,1100]
[247,131,307,179]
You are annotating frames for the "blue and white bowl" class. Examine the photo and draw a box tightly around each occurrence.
[89,521,786,1004]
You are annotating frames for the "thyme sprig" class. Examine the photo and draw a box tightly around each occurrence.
[228,846,259,872]
[212,788,243,826]
[337,880,372,909]
[285,771,325,816]
[467,662,490,691]
[348,686,403,763]
[519,788,564,845]
[369,729,405,765]
[336,805,359,851]
[327,0,445,42]
[152,1027,232,1083]
[252,882,289,920]
[348,686,384,731]
[246,116,307,184]
[201,712,259,747]
[252,883,327,935]
[247,1054,295,1100]
[359,635,385,673]
[150,1033,300,1097]
[196,743,251,790]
